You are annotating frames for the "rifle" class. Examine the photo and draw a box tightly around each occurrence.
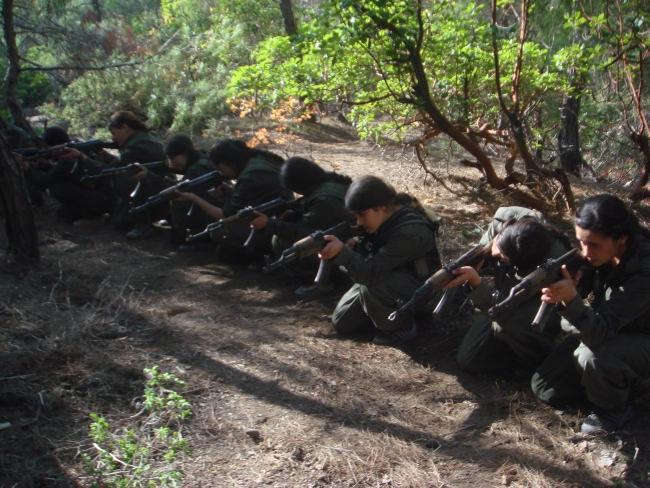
[79,161,166,182]
[128,170,226,215]
[263,221,352,277]
[266,220,353,287]
[15,139,118,161]
[487,248,579,328]
[388,243,490,322]
[186,197,293,246]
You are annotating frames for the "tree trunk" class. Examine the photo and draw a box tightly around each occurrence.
[0,120,40,264]
[629,132,650,201]
[2,0,37,141]
[279,0,298,36]
[92,0,102,22]
[557,94,583,176]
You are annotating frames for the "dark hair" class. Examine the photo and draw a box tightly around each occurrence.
[496,218,556,272]
[166,134,199,164]
[576,194,642,240]
[281,157,351,195]
[108,111,149,132]
[208,139,283,176]
[345,175,397,212]
[42,126,70,146]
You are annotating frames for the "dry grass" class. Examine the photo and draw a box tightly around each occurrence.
[1,121,649,487]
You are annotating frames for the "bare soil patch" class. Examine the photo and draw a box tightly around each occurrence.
[1,120,649,487]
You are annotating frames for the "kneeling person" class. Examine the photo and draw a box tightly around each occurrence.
[250,156,353,291]
[177,139,290,261]
[320,175,441,346]
[132,135,216,247]
[446,208,571,376]
[533,195,650,434]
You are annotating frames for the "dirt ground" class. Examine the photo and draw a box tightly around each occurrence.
[1,121,650,487]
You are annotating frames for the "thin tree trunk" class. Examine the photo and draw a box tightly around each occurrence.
[558,94,583,176]
[279,0,298,36]
[0,118,40,264]
[630,132,650,200]
[91,0,102,22]
[2,0,37,142]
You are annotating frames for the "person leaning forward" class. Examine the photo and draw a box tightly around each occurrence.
[176,139,291,262]
[445,206,572,376]
[130,134,216,246]
[532,194,650,434]
[39,126,115,223]
[249,156,354,292]
[320,175,441,347]
[59,111,166,236]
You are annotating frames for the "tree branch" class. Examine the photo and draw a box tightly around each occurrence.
[20,58,144,72]
[19,29,180,73]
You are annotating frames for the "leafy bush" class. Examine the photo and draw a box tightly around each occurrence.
[39,17,255,137]
[81,366,192,487]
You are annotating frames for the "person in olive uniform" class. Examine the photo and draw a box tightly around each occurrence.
[131,135,217,247]
[319,175,441,346]
[532,194,650,434]
[249,156,354,292]
[18,126,71,209]
[60,111,166,237]
[30,126,115,222]
[13,126,113,218]
[444,207,571,376]
[176,139,290,261]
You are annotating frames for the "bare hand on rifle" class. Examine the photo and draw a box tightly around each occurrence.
[249,212,268,230]
[444,266,481,289]
[541,265,581,305]
[319,235,343,260]
[132,163,148,180]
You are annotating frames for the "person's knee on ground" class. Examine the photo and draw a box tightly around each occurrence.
[455,315,515,375]
[331,285,373,335]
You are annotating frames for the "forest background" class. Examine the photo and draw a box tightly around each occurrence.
[3,0,650,213]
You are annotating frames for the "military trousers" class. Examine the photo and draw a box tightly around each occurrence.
[111,174,170,230]
[332,283,411,334]
[49,181,114,221]
[170,200,212,245]
[456,312,558,375]
[531,333,650,410]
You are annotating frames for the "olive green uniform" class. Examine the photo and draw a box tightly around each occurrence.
[110,131,167,167]
[216,156,289,258]
[531,235,650,410]
[331,206,440,333]
[456,206,567,374]
[478,206,543,246]
[45,150,116,221]
[170,157,217,244]
[141,157,216,244]
[107,132,166,228]
[269,179,352,279]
